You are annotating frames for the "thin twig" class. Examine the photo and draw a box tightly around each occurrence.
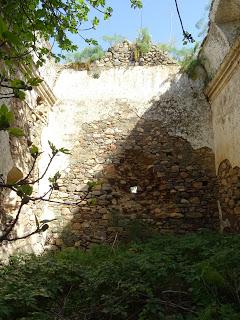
[0,201,25,241]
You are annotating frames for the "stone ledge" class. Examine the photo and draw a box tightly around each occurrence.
[205,38,240,102]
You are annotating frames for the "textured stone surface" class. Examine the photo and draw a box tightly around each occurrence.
[200,0,240,79]
[44,115,218,248]
[67,41,175,71]
[40,63,218,248]
[0,66,57,261]
[202,0,240,233]
[218,160,240,231]
[0,32,226,255]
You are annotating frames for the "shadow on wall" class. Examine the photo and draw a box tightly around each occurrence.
[44,72,219,249]
[218,159,240,232]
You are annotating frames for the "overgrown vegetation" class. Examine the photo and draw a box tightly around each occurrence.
[0,0,143,243]
[1,232,240,319]
[135,28,152,55]
[158,42,202,79]
[65,45,105,63]
[0,0,143,101]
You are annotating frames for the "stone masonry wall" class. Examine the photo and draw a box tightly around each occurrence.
[39,65,218,250]
[68,41,175,71]
[46,117,218,249]
[95,41,175,68]
[202,0,240,232]
[218,160,240,232]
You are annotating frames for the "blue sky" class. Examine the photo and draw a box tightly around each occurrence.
[55,0,210,54]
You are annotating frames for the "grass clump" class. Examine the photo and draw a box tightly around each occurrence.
[1,232,240,319]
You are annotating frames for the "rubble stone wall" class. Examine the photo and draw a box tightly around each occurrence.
[203,0,240,232]
[67,41,175,71]
[95,41,175,68]
[40,64,218,249]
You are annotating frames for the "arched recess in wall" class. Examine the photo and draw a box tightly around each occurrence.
[213,0,240,45]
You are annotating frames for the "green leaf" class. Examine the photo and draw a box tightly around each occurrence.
[7,127,25,137]
[48,141,58,156]
[13,89,26,100]
[87,181,98,190]
[49,171,61,190]
[88,197,97,205]
[130,0,143,9]
[0,104,14,130]
[10,79,26,88]
[30,144,39,158]
[27,77,43,86]
[17,184,33,197]
[2,31,19,45]
[59,147,71,155]
[92,17,99,28]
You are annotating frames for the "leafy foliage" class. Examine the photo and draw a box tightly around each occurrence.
[158,42,202,79]
[0,0,142,100]
[135,28,152,55]
[178,43,202,79]
[65,45,105,63]
[1,233,240,319]
[0,104,24,136]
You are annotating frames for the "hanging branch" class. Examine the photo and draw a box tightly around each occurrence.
[174,0,195,45]
[0,141,98,243]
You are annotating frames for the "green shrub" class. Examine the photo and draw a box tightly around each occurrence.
[1,233,240,319]
[65,45,105,64]
[158,42,202,79]
[135,28,152,55]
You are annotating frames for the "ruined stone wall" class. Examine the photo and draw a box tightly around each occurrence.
[0,63,57,260]
[200,0,240,79]
[67,41,175,71]
[95,41,175,68]
[39,64,218,249]
[0,33,222,254]
[202,0,240,231]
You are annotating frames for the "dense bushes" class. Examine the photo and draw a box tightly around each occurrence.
[1,233,240,319]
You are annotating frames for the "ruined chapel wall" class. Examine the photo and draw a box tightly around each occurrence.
[39,64,218,249]
[200,0,240,79]
[202,0,240,231]
[0,62,57,260]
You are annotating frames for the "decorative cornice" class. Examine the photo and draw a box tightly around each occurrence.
[1,41,57,107]
[205,38,240,102]
[21,64,57,107]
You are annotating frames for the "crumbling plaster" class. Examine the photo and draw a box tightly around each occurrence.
[203,0,240,231]
[200,0,240,78]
